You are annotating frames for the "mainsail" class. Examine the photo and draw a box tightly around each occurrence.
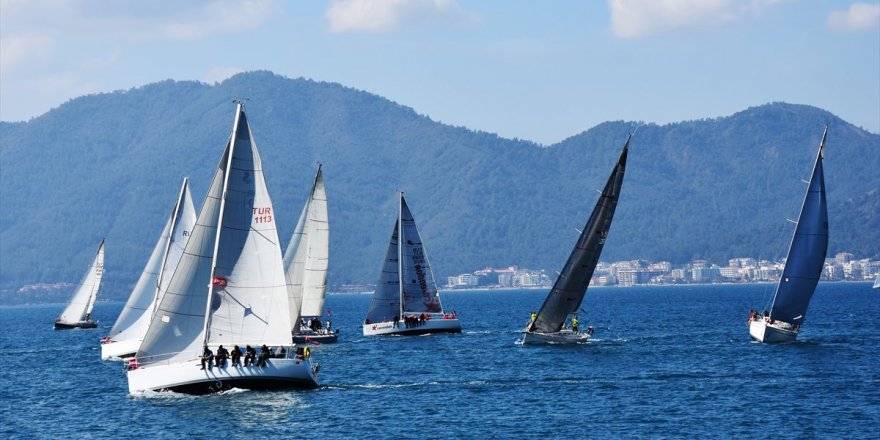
[58,240,105,324]
[283,165,329,321]
[530,136,630,334]
[768,127,829,325]
[399,195,442,314]
[137,104,292,366]
[107,178,196,342]
[364,220,402,324]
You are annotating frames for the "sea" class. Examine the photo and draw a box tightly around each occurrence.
[1,282,877,439]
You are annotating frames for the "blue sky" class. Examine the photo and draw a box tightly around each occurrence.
[1,0,878,144]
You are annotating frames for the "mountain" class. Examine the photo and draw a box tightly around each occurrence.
[1,71,878,301]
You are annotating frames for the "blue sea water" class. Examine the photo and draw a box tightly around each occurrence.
[1,282,878,439]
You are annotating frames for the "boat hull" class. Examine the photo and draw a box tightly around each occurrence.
[292,330,339,344]
[127,357,319,394]
[101,338,140,361]
[521,329,591,345]
[363,318,461,336]
[749,319,798,343]
[54,320,97,330]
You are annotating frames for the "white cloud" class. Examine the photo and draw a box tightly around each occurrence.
[827,2,880,32]
[203,66,245,84]
[326,0,463,33]
[608,0,785,39]
[0,35,54,75]
[164,0,279,39]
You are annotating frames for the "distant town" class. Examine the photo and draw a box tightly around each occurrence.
[441,252,880,289]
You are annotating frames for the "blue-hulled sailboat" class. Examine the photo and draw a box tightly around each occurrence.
[748,126,829,343]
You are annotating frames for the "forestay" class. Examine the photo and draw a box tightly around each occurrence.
[58,240,105,323]
[108,179,195,342]
[399,195,443,314]
[531,136,629,333]
[769,128,829,325]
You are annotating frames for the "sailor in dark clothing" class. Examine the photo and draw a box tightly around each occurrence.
[258,344,271,367]
[244,345,256,367]
[231,345,243,366]
[215,345,229,367]
[200,346,214,370]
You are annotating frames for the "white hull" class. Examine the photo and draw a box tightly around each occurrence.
[363,318,461,336]
[521,329,591,345]
[749,319,798,343]
[101,339,141,361]
[127,356,318,394]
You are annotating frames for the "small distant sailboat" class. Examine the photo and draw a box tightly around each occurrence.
[284,165,336,343]
[55,240,105,329]
[101,178,196,360]
[363,193,461,336]
[748,127,830,343]
[873,274,880,289]
[522,135,630,345]
[127,103,318,394]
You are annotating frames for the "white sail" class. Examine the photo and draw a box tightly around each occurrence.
[137,104,292,367]
[107,179,196,343]
[874,274,880,289]
[284,165,329,320]
[58,240,105,324]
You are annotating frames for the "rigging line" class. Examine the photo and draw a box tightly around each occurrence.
[248,225,278,245]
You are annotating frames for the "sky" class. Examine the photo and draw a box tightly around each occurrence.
[1,0,878,145]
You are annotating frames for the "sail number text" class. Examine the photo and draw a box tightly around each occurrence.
[253,207,273,224]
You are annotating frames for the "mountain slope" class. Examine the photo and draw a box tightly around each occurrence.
[1,71,877,299]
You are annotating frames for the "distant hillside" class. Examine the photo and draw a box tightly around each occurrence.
[1,71,878,301]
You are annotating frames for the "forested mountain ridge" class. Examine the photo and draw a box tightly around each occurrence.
[1,71,877,301]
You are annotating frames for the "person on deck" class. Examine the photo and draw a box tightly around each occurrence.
[244,345,256,367]
[530,311,537,323]
[200,346,214,370]
[571,316,579,332]
[258,344,270,367]
[231,345,243,367]
[393,315,400,328]
[215,345,229,367]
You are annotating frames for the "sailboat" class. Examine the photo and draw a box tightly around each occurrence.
[127,103,318,394]
[284,165,336,343]
[55,240,105,329]
[101,178,196,360]
[363,193,461,336]
[873,274,879,289]
[748,127,829,343]
[522,135,630,345]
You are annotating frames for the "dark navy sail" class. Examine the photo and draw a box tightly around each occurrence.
[530,135,630,333]
[769,127,829,325]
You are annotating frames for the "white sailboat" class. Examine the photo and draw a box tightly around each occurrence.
[749,127,830,343]
[363,193,461,336]
[522,135,630,345]
[873,274,879,289]
[127,103,318,394]
[101,178,196,360]
[55,240,105,329]
[284,165,336,343]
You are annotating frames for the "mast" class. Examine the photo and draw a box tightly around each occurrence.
[768,126,828,322]
[152,177,188,317]
[398,192,405,319]
[202,103,242,348]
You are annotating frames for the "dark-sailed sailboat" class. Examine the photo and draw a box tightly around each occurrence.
[522,135,630,345]
[362,193,461,336]
[748,127,829,343]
